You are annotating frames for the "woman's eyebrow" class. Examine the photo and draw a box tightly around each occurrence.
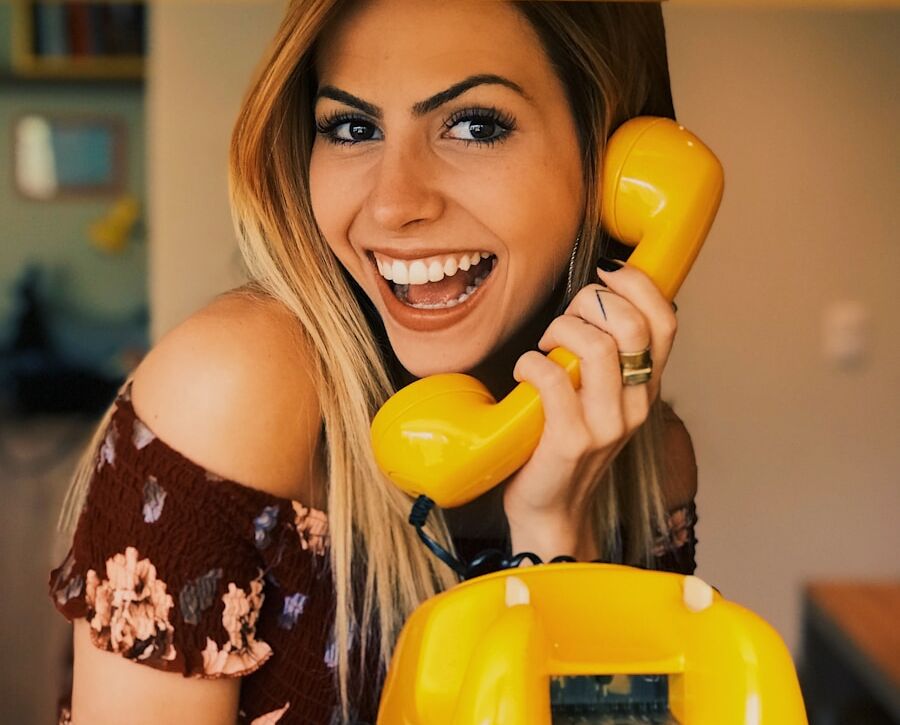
[315,73,531,119]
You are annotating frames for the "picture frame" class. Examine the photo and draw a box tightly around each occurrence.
[12,113,126,200]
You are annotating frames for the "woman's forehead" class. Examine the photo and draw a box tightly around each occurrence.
[314,0,548,92]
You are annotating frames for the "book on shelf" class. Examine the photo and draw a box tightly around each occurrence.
[29,1,145,60]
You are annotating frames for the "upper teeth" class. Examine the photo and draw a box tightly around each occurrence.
[374,251,492,285]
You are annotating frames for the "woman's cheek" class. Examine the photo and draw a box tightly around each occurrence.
[308,164,357,270]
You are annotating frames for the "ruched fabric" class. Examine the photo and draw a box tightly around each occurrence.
[49,380,350,724]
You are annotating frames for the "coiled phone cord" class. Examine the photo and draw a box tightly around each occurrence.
[409,495,577,581]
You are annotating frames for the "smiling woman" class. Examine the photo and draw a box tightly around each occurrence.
[308,4,585,375]
[49,1,697,723]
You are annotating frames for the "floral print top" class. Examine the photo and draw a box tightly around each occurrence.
[49,379,363,724]
[48,380,698,725]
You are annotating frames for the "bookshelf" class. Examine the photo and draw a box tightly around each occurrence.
[10,1,146,82]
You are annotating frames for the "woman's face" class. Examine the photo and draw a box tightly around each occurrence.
[310,0,584,377]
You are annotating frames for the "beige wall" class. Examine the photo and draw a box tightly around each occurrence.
[662,7,899,650]
[148,5,900,653]
[147,1,286,341]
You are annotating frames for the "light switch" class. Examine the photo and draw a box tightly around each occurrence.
[822,299,869,369]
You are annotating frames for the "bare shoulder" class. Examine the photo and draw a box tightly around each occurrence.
[658,399,698,510]
[130,288,325,506]
[71,289,318,722]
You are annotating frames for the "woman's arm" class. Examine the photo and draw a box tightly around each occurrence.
[651,400,699,574]
[70,293,323,724]
[72,619,240,724]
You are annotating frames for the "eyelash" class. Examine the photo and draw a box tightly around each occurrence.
[314,105,516,148]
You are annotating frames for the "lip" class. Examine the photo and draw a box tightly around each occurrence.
[368,253,497,333]
[367,246,491,261]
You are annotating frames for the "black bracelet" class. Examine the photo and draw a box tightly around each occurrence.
[409,495,581,581]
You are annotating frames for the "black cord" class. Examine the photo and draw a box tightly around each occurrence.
[408,495,468,577]
[409,495,583,581]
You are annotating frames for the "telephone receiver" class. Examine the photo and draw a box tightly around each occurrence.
[370,116,724,508]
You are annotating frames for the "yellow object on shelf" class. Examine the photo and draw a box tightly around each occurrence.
[89,195,140,254]
[377,564,808,724]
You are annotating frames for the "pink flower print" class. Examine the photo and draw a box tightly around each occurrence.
[200,571,273,677]
[83,547,176,663]
[667,507,692,549]
[251,702,290,724]
[201,636,272,677]
[96,419,119,471]
[291,501,329,556]
[651,506,694,557]
[132,417,156,450]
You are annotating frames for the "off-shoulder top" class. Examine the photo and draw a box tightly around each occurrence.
[48,379,698,724]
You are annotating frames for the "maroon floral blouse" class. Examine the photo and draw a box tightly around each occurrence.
[48,379,697,724]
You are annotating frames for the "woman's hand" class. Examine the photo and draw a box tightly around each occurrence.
[503,261,678,562]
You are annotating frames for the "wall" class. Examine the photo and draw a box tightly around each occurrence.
[146,3,900,656]
[147,1,286,342]
[0,5,147,373]
[662,6,900,650]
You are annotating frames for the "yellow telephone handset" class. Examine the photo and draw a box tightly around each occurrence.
[370,117,724,508]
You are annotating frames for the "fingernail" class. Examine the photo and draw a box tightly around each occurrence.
[596,255,625,273]
[594,272,608,288]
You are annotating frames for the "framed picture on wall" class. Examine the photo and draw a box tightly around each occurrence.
[13,114,126,200]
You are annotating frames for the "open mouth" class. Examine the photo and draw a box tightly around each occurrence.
[372,253,498,310]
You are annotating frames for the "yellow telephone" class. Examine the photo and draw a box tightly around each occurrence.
[371,117,809,723]
[370,116,724,508]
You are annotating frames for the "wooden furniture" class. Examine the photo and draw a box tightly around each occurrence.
[802,581,900,724]
[9,1,146,82]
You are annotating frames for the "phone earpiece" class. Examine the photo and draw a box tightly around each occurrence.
[371,117,724,508]
[601,117,724,301]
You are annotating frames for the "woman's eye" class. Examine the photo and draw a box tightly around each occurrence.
[315,107,514,148]
[444,115,509,146]
[316,117,383,145]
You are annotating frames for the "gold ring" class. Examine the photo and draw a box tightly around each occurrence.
[619,347,652,386]
[622,368,652,385]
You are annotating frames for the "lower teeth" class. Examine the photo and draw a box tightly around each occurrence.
[395,271,490,309]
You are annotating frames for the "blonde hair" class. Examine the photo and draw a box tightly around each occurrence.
[60,1,677,720]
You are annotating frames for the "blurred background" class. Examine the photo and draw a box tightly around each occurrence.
[0,1,897,723]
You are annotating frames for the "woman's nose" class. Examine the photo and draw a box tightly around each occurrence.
[365,143,445,233]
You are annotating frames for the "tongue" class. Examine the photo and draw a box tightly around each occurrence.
[403,258,487,305]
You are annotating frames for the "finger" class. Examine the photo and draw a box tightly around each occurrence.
[568,275,674,404]
[536,315,628,445]
[595,261,678,361]
[559,285,651,355]
[548,285,655,427]
[513,350,592,464]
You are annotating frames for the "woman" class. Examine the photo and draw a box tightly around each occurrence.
[49,1,698,722]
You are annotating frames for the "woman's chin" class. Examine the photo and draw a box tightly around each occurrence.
[391,342,489,379]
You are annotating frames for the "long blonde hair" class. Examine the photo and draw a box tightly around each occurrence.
[60,1,676,719]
